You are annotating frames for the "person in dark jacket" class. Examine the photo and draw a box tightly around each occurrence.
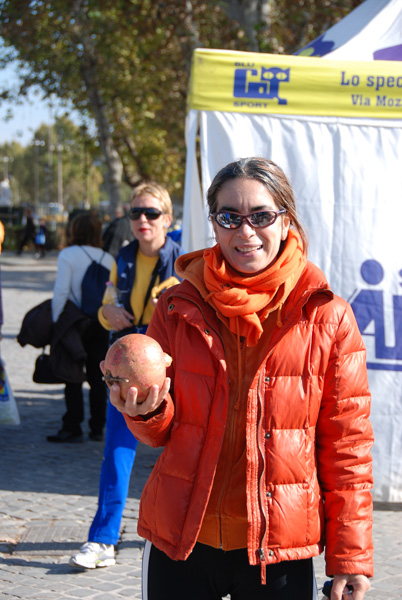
[17,299,89,385]
[102,205,134,258]
[17,208,36,255]
[47,214,114,443]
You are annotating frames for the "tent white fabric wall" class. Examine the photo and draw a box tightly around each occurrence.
[182,45,402,501]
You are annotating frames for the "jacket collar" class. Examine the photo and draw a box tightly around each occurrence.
[280,261,333,323]
[119,234,180,268]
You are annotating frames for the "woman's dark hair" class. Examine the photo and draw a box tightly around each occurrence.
[69,213,103,248]
[207,157,308,254]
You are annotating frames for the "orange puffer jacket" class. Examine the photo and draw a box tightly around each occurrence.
[124,260,374,578]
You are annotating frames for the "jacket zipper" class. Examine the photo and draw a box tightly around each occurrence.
[257,548,267,585]
[257,368,268,584]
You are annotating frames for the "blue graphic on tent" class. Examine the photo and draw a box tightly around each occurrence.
[296,38,402,62]
[233,67,290,104]
[295,35,335,57]
[349,259,402,371]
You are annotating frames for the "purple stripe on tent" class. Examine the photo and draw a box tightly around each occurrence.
[374,44,402,61]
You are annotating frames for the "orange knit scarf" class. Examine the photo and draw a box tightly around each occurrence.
[203,230,305,346]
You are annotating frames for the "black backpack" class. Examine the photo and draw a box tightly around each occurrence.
[80,247,110,320]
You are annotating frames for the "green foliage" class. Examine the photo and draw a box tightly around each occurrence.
[252,0,365,54]
[0,0,364,207]
[0,116,117,212]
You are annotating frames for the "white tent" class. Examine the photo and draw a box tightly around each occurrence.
[297,0,402,61]
[182,1,402,502]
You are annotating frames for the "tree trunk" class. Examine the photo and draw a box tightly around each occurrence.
[222,0,272,52]
[182,1,203,72]
[82,67,123,214]
[72,0,123,215]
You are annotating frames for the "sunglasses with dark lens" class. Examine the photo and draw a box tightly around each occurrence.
[129,207,163,221]
[212,209,286,230]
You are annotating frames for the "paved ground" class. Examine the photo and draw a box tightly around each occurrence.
[0,250,401,600]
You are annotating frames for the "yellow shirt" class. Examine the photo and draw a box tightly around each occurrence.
[98,250,159,330]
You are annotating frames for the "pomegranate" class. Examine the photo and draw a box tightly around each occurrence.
[103,334,172,404]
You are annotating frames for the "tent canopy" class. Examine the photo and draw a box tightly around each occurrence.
[297,0,402,60]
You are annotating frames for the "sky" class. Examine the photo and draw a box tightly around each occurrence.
[0,62,79,147]
[0,97,54,146]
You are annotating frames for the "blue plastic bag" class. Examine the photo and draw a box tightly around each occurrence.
[0,358,20,425]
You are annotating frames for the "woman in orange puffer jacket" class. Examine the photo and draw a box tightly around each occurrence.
[106,158,374,600]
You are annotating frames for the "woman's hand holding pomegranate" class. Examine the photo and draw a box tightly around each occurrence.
[106,375,171,417]
[100,333,173,417]
[100,356,170,416]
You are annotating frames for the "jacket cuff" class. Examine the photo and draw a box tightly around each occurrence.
[123,393,174,447]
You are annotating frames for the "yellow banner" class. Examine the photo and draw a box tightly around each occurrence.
[189,49,402,119]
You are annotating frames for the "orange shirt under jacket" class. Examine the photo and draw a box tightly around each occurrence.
[198,312,278,550]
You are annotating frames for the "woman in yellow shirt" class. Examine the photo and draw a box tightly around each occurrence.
[70,182,181,570]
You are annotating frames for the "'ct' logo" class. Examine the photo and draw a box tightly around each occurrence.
[233,67,290,104]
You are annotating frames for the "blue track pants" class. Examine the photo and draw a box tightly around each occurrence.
[88,400,139,545]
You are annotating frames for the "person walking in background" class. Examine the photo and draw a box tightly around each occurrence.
[102,204,134,258]
[17,207,36,255]
[69,181,181,570]
[108,158,373,600]
[34,217,49,259]
[47,213,114,443]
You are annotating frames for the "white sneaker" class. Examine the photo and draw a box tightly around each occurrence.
[69,541,116,569]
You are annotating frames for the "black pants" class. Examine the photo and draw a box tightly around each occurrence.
[62,321,109,435]
[18,233,36,254]
[143,542,317,600]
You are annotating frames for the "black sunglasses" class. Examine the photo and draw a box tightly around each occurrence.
[129,207,163,221]
[212,209,286,230]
